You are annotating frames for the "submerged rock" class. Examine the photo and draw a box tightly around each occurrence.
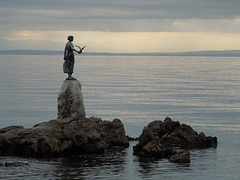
[169,150,190,163]
[133,117,217,163]
[0,117,129,157]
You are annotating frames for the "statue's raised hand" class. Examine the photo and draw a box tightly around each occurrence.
[75,45,86,54]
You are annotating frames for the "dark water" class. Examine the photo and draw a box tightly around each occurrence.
[0,55,240,179]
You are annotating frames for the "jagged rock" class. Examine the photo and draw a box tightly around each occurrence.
[0,117,129,157]
[133,127,176,158]
[58,80,86,120]
[148,117,180,139]
[169,150,190,163]
[133,117,217,163]
[206,136,218,148]
[147,117,217,149]
[102,118,129,146]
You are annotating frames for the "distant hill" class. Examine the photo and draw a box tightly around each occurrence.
[164,50,240,57]
[1,50,240,57]
[0,50,62,55]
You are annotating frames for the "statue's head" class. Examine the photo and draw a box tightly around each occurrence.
[67,35,74,42]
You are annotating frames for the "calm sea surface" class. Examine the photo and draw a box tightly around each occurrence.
[0,55,240,179]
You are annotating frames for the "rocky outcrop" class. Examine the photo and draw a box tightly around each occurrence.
[0,78,217,163]
[150,117,217,148]
[0,80,129,157]
[58,80,86,120]
[133,117,217,163]
[0,117,129,157]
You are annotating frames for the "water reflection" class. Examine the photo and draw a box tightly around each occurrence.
[0,137,220,179]
[137,157,160,174]
[55,146,128,179]
[136,154,191,179]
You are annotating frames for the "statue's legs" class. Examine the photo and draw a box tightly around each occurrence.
[66,73,76,80]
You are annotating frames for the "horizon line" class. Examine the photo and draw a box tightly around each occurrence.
[0,49,240,57]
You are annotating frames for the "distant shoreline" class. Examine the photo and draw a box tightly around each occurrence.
[0,50,240,57]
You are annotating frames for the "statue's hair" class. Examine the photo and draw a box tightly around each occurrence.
[67,35,74,41]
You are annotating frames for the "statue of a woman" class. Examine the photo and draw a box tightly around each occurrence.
[63,35,85,80]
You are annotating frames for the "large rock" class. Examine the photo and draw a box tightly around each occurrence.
[0,80,129,157]
[133,127,176,158]
[133,117,217,163]
[0,117,129,157]
[147,117,217,149]
[58,80,86,120]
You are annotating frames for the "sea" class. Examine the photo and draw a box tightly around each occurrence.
[0,55,240,179]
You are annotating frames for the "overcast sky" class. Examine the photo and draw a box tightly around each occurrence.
[1,0,240,52]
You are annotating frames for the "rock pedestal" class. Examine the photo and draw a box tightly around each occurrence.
[58,80,86,120]
[0,80,129,157]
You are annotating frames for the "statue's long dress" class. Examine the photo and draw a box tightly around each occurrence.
[63,42,75,74]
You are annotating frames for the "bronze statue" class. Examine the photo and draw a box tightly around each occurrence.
[63,35,86,80]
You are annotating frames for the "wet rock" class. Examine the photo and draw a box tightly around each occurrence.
[102,118,129,147]
[133,117,217,163]
[148,117,217,149]
[148,117,180,139]
[0,117,129,157]
[0,80,129,157]
[140,139,175,158]
[169,150,190,163]
[206,136,218,148]
[133,127,175,158]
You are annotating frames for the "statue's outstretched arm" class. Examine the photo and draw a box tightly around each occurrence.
[75,45,86,54]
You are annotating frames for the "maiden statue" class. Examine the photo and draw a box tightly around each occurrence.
[63,35,86,80]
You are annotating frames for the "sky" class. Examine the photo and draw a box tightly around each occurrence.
[0,0,240,53]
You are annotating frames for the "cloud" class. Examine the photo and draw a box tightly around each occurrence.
[2,0,239,18]
[2,31,240,53]
[0,0,240,32]
[1,0,240,52]
[0,38,64,50]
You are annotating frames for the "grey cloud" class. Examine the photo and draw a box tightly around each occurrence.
[0,38,63,50]
[0,0,240,32]
[1,0,239,18]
